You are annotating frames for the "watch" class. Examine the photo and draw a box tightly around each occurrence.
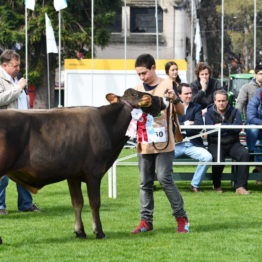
[173,97,182,105]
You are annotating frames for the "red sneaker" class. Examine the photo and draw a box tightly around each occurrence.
[176,217,190,233]
[131,220,153,234]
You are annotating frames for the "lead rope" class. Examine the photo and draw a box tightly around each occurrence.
[175,114,217,144]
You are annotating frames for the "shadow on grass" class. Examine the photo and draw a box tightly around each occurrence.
[192,220,262,233]
[9,230,157,247]
[0,205,73,220]
[154,181,262,193]
[3,218,260,247]
[151,219,262,234]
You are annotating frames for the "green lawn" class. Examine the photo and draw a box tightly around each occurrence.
[0,149,261,262]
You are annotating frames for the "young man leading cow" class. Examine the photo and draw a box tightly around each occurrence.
[131,54,189,234]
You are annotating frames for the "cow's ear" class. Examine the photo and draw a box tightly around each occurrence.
[138,94,152,107]
[106,93,120,104]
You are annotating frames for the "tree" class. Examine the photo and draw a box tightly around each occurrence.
[198,0,238,77]
[221,0,262,72]
[0,0,122,108]
[198,0,262,76]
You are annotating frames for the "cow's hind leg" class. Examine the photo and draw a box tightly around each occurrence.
[86,177,105,239]
[67,179,86,238]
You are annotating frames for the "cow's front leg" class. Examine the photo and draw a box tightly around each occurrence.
[86,178,105,239]
[67,179,86,238]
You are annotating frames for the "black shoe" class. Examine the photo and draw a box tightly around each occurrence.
[190,186,201,192]
[22,204,43,212]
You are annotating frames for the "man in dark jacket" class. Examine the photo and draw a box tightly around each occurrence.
[236,66,262,179]
[190,62,223,116]
[246,88,262,164]
[205,90,250,194]
[175,83,212,192]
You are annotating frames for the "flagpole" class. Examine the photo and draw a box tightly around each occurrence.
[155,0,159,65]
[47,53,51,109]
[221,0,224,87]
[124,0,127,91]
[254,0,257,68]
[25,6,28,83]
[45,12,58,108]
[91,0,94,106]
[58,10,62,107]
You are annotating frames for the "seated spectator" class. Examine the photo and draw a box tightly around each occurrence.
[175,83,212,192]
[246,87,262,183]
[205,90,250,194]
[190,62,223,116]
[236,64,262,119]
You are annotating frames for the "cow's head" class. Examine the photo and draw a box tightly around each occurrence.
[106,88,165,117]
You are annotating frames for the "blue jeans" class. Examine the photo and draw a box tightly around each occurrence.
[0,176,33,211]
[175,142,212,188]
[246,128,262,162]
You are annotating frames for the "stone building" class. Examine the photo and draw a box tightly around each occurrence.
[96,0,195,62]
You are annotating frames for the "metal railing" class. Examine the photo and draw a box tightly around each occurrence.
[108,125,262,198]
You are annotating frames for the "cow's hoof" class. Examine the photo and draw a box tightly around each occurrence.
[75,232,87,239]
[0,237,2,245]
[96,232,106,239]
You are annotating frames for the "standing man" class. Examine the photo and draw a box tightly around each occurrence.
[131,54,189,234]
[205,90,250,194]
[175,83,212,192]
[0,49,41,214]
[190,62,223,116]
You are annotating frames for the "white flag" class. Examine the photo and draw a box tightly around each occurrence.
[25,0,36,10]
[54,0,68,11]
[45,13,58,54]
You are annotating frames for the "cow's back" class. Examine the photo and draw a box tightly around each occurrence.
[0,107,113,188]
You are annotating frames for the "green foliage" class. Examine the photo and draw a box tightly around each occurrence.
[0,0,121,57]
[198,0,231,77]
[27,70,41,86]
[0,0,121,105]
[201,0,262,74]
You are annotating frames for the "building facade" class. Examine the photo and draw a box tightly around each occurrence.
[96,0,193,61]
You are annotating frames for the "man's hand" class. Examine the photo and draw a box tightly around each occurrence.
[200,79,207,91]
[164,89,177,101]
[201,108,207,116]
[184,120,194,126]
[18,78,27,90]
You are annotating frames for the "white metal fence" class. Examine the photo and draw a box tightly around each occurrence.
[108,125,262,198]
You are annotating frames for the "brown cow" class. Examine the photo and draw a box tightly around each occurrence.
[0,88,166,242]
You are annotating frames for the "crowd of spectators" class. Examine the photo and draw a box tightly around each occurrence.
[165,61,262,194]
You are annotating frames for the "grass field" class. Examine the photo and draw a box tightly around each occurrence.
[0,149,261,262]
